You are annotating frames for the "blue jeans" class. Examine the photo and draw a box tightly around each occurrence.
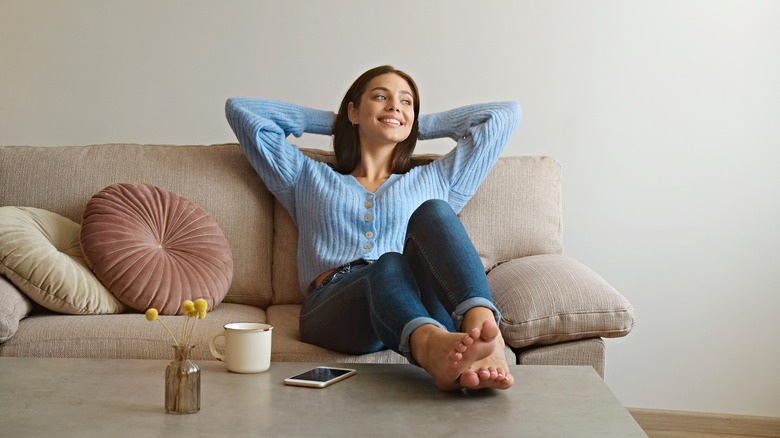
[299,199,501,365]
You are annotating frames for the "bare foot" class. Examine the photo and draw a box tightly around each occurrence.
[457,312,514,390]
[410,324,494,391]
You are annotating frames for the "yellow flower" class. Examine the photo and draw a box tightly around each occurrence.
[194,298,208,312]
[145,308,159,321]
[181,300,195,313]
[145,299,208,347]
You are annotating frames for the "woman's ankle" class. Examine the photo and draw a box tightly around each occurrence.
[409,323,440,363]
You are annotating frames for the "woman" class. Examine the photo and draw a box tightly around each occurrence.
[226,65,521,391]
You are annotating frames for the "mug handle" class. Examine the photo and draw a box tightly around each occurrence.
[209,330,226,362]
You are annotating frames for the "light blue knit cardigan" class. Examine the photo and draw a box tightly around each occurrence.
[226,98,521,295]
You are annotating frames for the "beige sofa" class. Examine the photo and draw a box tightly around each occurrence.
[0,143,634,377]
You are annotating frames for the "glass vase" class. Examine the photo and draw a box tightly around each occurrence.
[165,345,200,414]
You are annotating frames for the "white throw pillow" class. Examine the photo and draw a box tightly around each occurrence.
[0,206,125,314]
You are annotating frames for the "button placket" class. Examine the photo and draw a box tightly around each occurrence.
[362,193,376,253]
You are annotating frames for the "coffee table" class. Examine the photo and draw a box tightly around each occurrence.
[1,357,645,437]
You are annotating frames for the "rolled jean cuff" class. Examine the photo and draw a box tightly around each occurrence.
[452,297,502,332]
[399,317,447,367]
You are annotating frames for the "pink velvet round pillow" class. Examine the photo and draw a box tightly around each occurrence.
[81,183,233,315]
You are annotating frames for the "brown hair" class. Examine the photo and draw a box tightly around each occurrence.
[332,65,420,174]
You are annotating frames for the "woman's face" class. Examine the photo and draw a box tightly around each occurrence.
[348,73,415,149]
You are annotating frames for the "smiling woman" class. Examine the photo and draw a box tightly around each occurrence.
[333,65,421,177]
[346,74,416,186]
[225,65,521,391]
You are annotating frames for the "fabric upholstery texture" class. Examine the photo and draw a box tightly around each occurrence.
[0,275,35,343]
[488,254,635,349]
[0,303,266,360]
[460,156,564,269]
[0,144,275,308]
[516,338,606,377]
[81,182,234,314]
[0,206,125,314]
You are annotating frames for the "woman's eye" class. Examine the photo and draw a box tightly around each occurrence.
[375,95,386,101]
[402,99,412,105]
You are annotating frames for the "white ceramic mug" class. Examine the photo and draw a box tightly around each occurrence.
[209,322,273,373]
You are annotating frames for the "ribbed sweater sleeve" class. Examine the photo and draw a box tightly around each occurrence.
[225,98,334,201]
[419,101,521,211]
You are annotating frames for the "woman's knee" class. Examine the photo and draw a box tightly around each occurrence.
[408,199,457,233]
[409,199,457,225]
[414,199,451,217]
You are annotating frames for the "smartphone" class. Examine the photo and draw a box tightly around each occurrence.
[283,366,357,388]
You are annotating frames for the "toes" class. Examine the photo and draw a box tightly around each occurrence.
[479,319,500,341]
[454,334,473,352]
[459,371,480,389]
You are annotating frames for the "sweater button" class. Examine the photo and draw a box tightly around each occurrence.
[366,194,375,201]
[365,231,374,239]
[364,214,373,222]
[365,202,374,209]
[363,243,373,250]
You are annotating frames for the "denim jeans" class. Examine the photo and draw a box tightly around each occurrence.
[299,199,501,365]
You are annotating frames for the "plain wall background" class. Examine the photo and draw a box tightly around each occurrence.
[1,0,778,417]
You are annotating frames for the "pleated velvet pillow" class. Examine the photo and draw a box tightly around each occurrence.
[81,183,233,315]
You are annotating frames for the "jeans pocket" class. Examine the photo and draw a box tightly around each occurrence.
[318,271,339,288]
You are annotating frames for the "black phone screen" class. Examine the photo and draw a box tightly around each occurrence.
[291,367,352,382]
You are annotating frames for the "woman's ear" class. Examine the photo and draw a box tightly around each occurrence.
[347,102,359,125]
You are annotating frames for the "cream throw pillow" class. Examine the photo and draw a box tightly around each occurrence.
[0,207,125,314]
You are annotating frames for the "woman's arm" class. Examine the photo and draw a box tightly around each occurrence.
[417,101,520,142]
[225,98,334,195]
[418,101,522,212]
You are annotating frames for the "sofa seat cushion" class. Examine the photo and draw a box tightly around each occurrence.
[80,183,234,314]
[0,275,35,343]
[0,303,266,360]
[488,254,635,349]
[0,206,125,314]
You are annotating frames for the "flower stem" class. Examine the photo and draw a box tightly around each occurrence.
[157,318,179,346]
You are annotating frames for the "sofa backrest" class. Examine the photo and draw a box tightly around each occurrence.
[0,144,275,308]
[0,144,563,308]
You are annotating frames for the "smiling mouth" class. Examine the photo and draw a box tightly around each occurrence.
[378,118,402,126]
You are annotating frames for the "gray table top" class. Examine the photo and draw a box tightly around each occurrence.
[1,357,645,437]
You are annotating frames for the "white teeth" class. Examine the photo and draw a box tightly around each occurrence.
[379,118,401,125]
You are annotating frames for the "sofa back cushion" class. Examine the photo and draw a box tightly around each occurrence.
[0,144,275,308]
[272,150,564,305]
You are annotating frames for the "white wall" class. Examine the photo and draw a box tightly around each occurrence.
[2,0,778,417]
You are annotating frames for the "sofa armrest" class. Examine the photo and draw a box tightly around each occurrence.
[487,254,635,349]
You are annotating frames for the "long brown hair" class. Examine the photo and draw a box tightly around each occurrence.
[333,65,420,174]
